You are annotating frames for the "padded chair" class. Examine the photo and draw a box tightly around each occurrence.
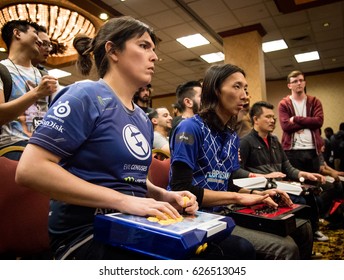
[0,145,25,157]
[0,157,50,259]
[148,149,171,189]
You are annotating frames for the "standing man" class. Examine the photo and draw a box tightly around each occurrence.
[149,107,172,155]
[133,84,154,114]
[31,24,51,75]
[0,20,58,160]
[278,70,327,242]
[31,24,60,102]
[278,70,324,174]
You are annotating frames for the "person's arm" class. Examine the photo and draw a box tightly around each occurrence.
[320,162,344,181]
[16,144,180,220]
[292,98,324,129]
[0,76,58,125]
[170,161,270,208]
[278,100,303,133]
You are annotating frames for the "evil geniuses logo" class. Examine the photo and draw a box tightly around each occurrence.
[122,124,150,160]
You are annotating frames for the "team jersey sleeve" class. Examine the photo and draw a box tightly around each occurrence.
[29,84,100,158]
[170,118,202,170]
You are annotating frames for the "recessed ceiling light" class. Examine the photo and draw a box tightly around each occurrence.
[323,22,330,27]
[176,34,209,48]
[99,13,109,21]
[262,39,288,53]
[48,69,72,79]
[294,51,320,63]
[200,52,224,63]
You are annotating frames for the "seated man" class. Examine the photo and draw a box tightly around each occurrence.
[317,153,344,217]
[149,107,173,155]
[169,64,313,260]
[233,101,327,242]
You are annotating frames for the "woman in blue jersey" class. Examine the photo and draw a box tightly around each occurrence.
[169,64,313,259]
[15,17,255,260]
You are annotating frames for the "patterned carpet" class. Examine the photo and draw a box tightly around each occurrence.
[312,220,344,260]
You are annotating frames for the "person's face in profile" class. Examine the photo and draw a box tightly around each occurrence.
[217,72,248,118]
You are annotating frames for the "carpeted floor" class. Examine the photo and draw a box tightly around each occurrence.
[312,220,344,260]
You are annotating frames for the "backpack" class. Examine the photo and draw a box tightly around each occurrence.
[0,63,13,102]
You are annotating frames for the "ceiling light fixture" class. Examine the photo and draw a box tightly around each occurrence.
[99,13,109,21]
[294,51,320,63]
[0,3,96,58]
[200,52,224,63]
[176,33,210,48]
[262,39,288,53]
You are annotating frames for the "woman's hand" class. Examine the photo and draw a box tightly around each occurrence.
[118,195,182,220]
[162,191,198,215]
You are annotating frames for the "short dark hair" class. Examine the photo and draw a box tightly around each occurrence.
[249,101,274,125]
[1,20,38,49]
[148,109,158,121]
[30,23,47,33]
[340,122,344,131]
[324,127,334,135]
[176,80,202,112]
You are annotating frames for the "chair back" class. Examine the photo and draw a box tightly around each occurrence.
[148,149,171,189]
[0,157,50,258]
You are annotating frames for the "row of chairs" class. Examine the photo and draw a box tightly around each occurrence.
[0,148,171,259]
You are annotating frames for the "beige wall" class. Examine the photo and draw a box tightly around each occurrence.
[152,70,344,139]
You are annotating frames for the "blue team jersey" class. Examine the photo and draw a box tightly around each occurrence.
[30,79,153,234]
[169,115,240,211]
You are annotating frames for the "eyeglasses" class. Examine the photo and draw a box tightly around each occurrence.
[41,41,53,49]
[289,79,305,84]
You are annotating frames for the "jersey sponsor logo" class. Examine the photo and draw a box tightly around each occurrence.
[206,170,230,180]
[40,119,64,133]
[52,101,71,118]
[122,124,150,160]
[176,132,194,145]
[124,176,135,182]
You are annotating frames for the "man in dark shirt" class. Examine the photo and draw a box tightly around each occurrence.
[234,101,328,242]
[133,84,154,114]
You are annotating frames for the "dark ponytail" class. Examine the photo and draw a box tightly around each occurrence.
[73,35,94,76]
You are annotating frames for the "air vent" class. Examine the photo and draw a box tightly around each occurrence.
[182,58,203,66]
[281,64,295,70]
[289,35,312,46]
